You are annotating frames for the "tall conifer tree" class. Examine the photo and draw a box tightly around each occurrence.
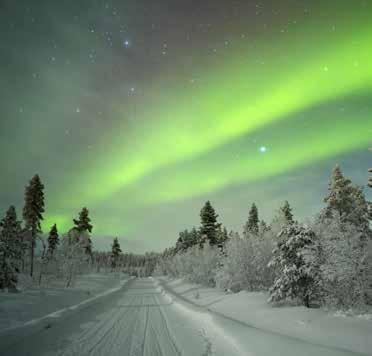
[47,224,59,257]
[323,165,369,232]
[73,207,93,257]
[111,237,122,269]
[280,201,294,225]
[200,201,221,246]
[23,174,45,277]
[0,206,22,290]
[244,203,259,237]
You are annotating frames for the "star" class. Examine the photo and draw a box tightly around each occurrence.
[259,146,268,153]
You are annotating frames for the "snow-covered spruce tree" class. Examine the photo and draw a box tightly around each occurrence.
[323,165,369,231]
[175,229,198,252]
[243,203,259,237]
[73,207,93,259]
[216,226,229,249]
[270,201,295,238]
[312,214,370,308]
[199,201,221,246]
[0,206,23,291]
[268,224,320,307]
[47,224,59,258]
[111,237,122,270]
[314,166,372,308]
[280,201,294,225]
[23,174,45,277]
[259,220,270,233]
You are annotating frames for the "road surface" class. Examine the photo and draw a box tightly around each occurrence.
[0,278,364,356]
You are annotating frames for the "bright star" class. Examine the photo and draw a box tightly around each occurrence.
[259,146,267,153]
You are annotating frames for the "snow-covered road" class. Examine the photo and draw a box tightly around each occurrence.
[0,278,365,356]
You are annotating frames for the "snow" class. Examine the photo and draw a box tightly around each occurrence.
[1,276,371,355]
[0,273,129,331]
[40,278,242,356]
[157,277,372,355]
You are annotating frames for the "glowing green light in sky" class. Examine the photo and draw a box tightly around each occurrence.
[46,9,372,235]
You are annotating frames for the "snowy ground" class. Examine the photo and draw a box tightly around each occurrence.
[0,276,369,355]
[0,272,128,331]
[157,277,372,355]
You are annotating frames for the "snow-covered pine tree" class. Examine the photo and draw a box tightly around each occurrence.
[217,226,229,246]
[176,230,193,252]
[73,207,93,258]
[111,237,122,269]
[189,227,200,247]
[268,223,319,307]
[369,168,372,188]
[73,207,93,233]
[199,201,221,246]
[270,201,295,238]
[313,214,370,308]
[280,201,294,225]
[323,165,370,239]
[0,206,23,291]
[323,165,353,220]
[243,203,259,237]
[258,220,270,234]
[47,224,59,258]
[23,174,45,277]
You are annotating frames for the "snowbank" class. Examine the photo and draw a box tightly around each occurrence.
[157,277,372,355]
[0,273,129,331]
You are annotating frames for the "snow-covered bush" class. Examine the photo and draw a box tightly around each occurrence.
[155,244,221,287]
[216,230,274,292]
[268,224,320,307]
[57,229,91,287]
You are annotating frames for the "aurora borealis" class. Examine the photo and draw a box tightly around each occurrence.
[1,0,371,252]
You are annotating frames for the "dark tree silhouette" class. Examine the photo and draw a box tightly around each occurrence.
[199,201,221,246]
[23,174,45,277]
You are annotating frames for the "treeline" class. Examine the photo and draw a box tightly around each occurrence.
[0,174,98,290]
[155,165,372,310]
[94,249,159,277]
[0,175,157,291]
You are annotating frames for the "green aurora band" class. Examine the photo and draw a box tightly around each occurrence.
[43,8,372,234]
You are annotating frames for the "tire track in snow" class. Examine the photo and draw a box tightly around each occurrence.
[141,298,150,356]
[150,294,182,356]
[66,295,136,355]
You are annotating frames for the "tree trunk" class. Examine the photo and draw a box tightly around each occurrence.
[304,293,310,308]
[30,232,35,277]
[38,270,43,286]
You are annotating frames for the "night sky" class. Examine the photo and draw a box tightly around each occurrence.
[1,0,371,252]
